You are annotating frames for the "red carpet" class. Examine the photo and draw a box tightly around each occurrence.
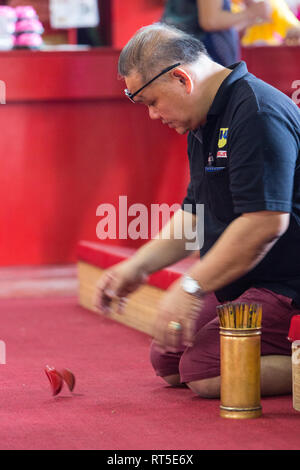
[0,295,300,450]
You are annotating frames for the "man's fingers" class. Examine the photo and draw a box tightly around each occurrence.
[182,316,197,348]
[182,301,202,347]
[94,273,117,312]
[164,320,183,353]
[94,275,131,315]
[97,272,115,295]
[117,297,128,315]
[93,290,112,313]
[153,307,184,353]
[152,310,171,353]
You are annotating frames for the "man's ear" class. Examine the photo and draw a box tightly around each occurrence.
[171,67,194,94]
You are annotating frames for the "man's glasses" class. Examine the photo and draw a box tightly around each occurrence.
[124,62,181,103]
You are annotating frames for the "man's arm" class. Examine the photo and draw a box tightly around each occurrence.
[186,211,290,293]
[130,208,198,275]
[197,0,271,32]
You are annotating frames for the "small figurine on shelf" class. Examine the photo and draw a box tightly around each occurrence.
[13,5,44,50]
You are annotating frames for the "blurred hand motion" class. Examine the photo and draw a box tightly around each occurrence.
[94,260,148,315]
[245,0,272,22]
[153,278,204,354]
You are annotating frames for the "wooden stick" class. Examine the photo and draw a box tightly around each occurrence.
[239,303,244,329]
[228,303,235,328]
[216,306,224,326]
[251,304,257,328]
[243,303,249,329]
[235,303,241,328]
[222,304,229,328]
[256,304,262,328]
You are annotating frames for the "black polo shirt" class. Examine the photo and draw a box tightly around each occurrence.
[182,61,300,304]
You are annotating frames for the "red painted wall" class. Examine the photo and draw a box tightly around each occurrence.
[0,49,188,266]
[111,0,164,49]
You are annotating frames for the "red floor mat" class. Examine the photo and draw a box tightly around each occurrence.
[0,296,299,450]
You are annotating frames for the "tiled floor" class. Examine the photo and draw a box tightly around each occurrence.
[0,265,78,298]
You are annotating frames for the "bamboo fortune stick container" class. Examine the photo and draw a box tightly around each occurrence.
[218,302,262,419]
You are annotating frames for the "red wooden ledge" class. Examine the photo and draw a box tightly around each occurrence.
[77,241,197,291]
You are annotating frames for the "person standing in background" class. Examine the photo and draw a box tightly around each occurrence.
[161,0,271,66]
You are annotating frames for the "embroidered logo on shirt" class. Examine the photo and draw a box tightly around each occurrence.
[218,128,228,148]
[217,150,227,158]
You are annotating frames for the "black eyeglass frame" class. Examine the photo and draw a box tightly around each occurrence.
[124,62,181,103]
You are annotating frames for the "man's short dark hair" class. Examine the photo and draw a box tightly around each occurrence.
[118,23,207,81]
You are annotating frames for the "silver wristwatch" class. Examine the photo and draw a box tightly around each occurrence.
[180,274,205,298]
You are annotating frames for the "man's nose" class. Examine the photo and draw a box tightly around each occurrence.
[148,106,160,120]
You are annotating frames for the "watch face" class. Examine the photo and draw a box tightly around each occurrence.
[184,277,199,294]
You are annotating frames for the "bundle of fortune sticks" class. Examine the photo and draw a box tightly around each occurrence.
[217,303,262,329]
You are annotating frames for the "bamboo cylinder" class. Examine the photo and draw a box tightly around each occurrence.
[220,327,262,419]
[292,340,300,412]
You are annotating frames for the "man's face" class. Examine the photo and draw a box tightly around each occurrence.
[125,70,198,135]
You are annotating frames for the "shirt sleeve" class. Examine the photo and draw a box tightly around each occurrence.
[228,111,298,214]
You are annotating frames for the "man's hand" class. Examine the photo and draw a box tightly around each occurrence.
[94,259,148,315]
[153,278,204,353]
[245,0,272,23]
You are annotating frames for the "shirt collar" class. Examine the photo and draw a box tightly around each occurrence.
[192,127,203,143]
[207,61,249,117]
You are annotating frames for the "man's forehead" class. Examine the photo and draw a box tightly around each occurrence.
[125,70,144,90]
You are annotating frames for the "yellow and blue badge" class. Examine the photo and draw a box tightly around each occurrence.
[218,128,228,148]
